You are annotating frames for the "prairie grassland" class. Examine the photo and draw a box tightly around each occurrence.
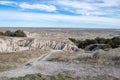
[47,48,120,65]
[0,49,49,72]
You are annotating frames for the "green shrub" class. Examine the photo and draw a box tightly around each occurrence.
[95,37,106,44]
[111,37,120,48]
[4,30,14,36]
[13,30,26,37]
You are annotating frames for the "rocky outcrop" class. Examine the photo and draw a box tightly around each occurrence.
[0,37,78,52]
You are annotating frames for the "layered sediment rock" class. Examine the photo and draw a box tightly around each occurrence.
[0,37,78,52]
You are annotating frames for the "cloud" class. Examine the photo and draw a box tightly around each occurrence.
[56,0,120,16]
[19,2,56,12]
[0,0,120,17]
[0,0,120,24]
[56,0,99,15]
[102,0,120,7]
[0,1,56,12]
[0,10,119,26]
[57,0,95,10]
[0,1,17,5]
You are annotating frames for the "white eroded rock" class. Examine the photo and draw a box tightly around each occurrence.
[0,37,78,52]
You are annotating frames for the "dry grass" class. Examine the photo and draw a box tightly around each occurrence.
[7,71,120,80]
[46,51,77,62]
[46,48,120,65]
[0,49,49,72]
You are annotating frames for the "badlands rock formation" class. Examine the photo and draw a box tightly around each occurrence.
[0,36,78,52]
[0,29,120,80]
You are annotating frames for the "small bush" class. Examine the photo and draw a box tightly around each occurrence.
[13,30,26,37]
[0,32,4,36]
[95,37,106,44]
[4,30,14,36]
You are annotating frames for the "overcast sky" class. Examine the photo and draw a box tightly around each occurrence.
[0,0,120,28]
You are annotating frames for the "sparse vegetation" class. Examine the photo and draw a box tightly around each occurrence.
[69,37,120,50]
[8,72,120,80]
[0,49,49,72]
[0,30,26,37]
[46,48,120,65]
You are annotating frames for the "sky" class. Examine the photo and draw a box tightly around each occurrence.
[0,0,120,28]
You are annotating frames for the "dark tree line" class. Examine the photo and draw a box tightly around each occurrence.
[0,30,26,37]
[69,37,120,49]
